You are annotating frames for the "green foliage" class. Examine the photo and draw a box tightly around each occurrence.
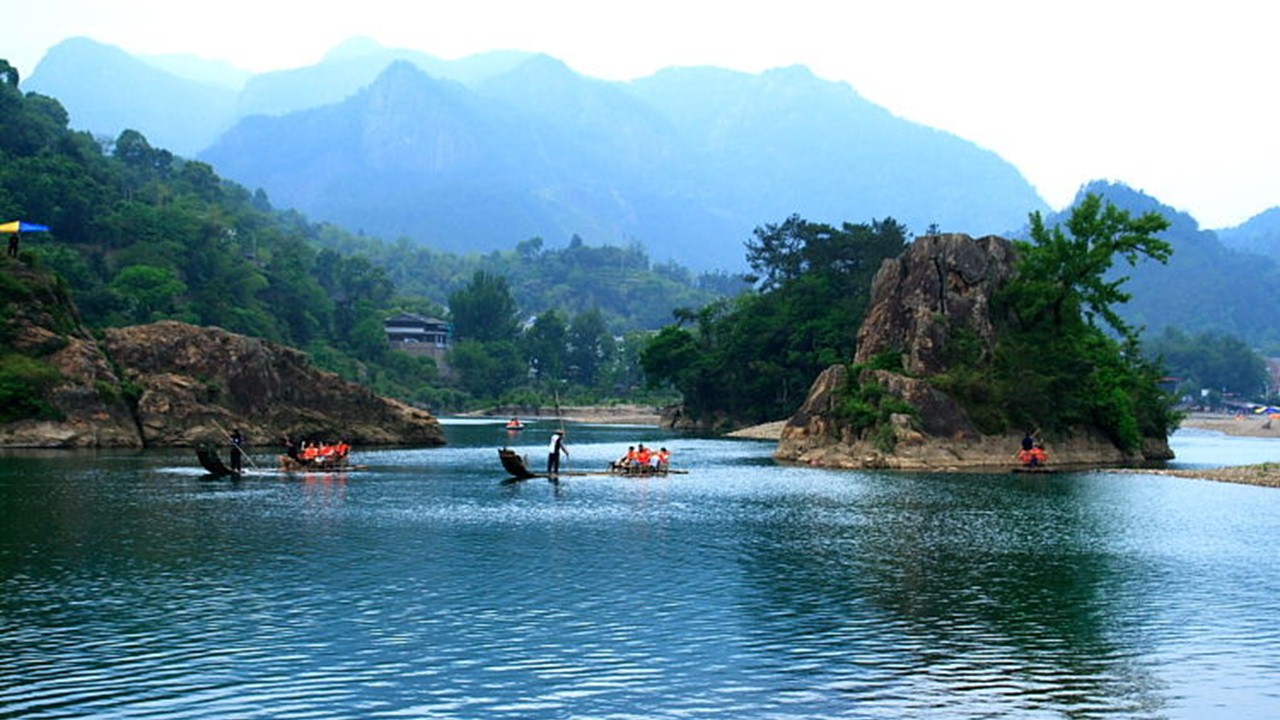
[1010,193,1172,343]
[448,271,520,343]
[0,354,63,422]
[835,366,917,452]
[955,194,1180,449]
[642,216,908,425]
[1143,326,1268,400]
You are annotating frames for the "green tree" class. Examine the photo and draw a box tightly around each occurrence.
[109,264,188,323]
[643,216,907,425]
[524,309,569,382]
[1011,193,1172,342]
[449,271,520,343]
[983,194,1177,447]
[1144,327,1268,399]
[568,307,612,387]
[449,339,525,399]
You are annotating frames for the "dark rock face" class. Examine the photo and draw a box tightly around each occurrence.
[0,276,444,448]
[0,261,142,447]
[854,233,1017,375]
[102,321,444,448]
[777,233,1172,470]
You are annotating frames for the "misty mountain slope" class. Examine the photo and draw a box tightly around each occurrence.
[235,39,536,119]
[1051,182,1280,347]
[204,59,1049,268]
[627,65,1048,236]
[25,37,237,156]
[206,61,566,245]
[1216,207,1280,259]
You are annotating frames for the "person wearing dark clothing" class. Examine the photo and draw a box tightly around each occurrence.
[6,233,18,258]
[547,431,568,474]
[230,429,246,474]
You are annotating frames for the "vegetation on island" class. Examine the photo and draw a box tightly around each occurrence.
[932,194,1179,449]
[640,215,908,428]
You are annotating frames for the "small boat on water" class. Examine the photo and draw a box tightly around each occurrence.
[498,448,686,481]
[196,445,241,477]
[505,417,525,431]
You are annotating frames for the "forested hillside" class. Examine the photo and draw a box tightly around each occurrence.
[0,62,731,411]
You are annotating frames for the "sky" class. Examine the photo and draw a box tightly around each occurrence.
[6,0,1277,228]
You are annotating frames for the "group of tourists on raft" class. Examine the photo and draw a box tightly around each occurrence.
[1017,433,1049,468]
[280,437,351,469]
[611,443,672,474]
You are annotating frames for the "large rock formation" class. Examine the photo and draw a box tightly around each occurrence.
[102,321,444,448]
[0,260,443,448]
[775,234,1173,470]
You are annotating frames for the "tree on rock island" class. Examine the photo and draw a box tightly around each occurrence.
[963,193,1178,451]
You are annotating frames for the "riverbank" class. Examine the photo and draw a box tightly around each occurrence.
[1177,411,1280,438]
[464,404,664,426]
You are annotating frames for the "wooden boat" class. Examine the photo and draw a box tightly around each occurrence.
[196,445,240,477]
[498,448,687,481]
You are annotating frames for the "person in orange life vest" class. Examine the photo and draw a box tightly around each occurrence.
[1031,443,1048,466]
[613,445,636,471]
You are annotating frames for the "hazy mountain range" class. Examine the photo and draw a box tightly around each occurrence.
[27,37,1048,269]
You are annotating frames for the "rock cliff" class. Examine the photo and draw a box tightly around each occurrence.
[103,321,444,448]
[775,234,1172,470]
[1,260,443,448]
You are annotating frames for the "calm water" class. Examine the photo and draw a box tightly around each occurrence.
[3,421,1280,719]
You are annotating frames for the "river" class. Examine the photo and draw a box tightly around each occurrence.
[2,421,1279,719]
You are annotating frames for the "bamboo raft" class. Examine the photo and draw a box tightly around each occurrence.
[498,448,686,481]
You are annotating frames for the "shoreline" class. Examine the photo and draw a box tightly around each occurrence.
[472,408,1280,489]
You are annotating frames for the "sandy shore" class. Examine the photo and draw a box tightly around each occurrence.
[1176,411,1280,438]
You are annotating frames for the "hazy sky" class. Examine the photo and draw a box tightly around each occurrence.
[7,0,1276,228]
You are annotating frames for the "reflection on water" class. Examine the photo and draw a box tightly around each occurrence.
[2,424,1279,718]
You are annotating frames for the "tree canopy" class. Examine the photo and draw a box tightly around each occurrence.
[642,215,908,427]
[934,193,1178,449]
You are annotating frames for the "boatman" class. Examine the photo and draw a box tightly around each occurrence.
[547,431,569,475]
[230,428,246,474]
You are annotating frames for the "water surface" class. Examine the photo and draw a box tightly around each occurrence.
[3,422,1279,718]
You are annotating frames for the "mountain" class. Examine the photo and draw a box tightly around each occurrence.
[26,37,1049,269]
[24,37,237,156]
[202,58,1048,268]
[1047,181,1280,350]
[235,37,534,119]
[1216,207,1280,259]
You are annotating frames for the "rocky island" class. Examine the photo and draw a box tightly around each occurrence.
[776,231,1174,470]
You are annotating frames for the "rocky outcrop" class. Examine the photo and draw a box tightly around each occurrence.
[1,260,443,448]
[854,233,1017,375]
[102,321,444,448]
[0,260,142,447]
[776,233,1172,470]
